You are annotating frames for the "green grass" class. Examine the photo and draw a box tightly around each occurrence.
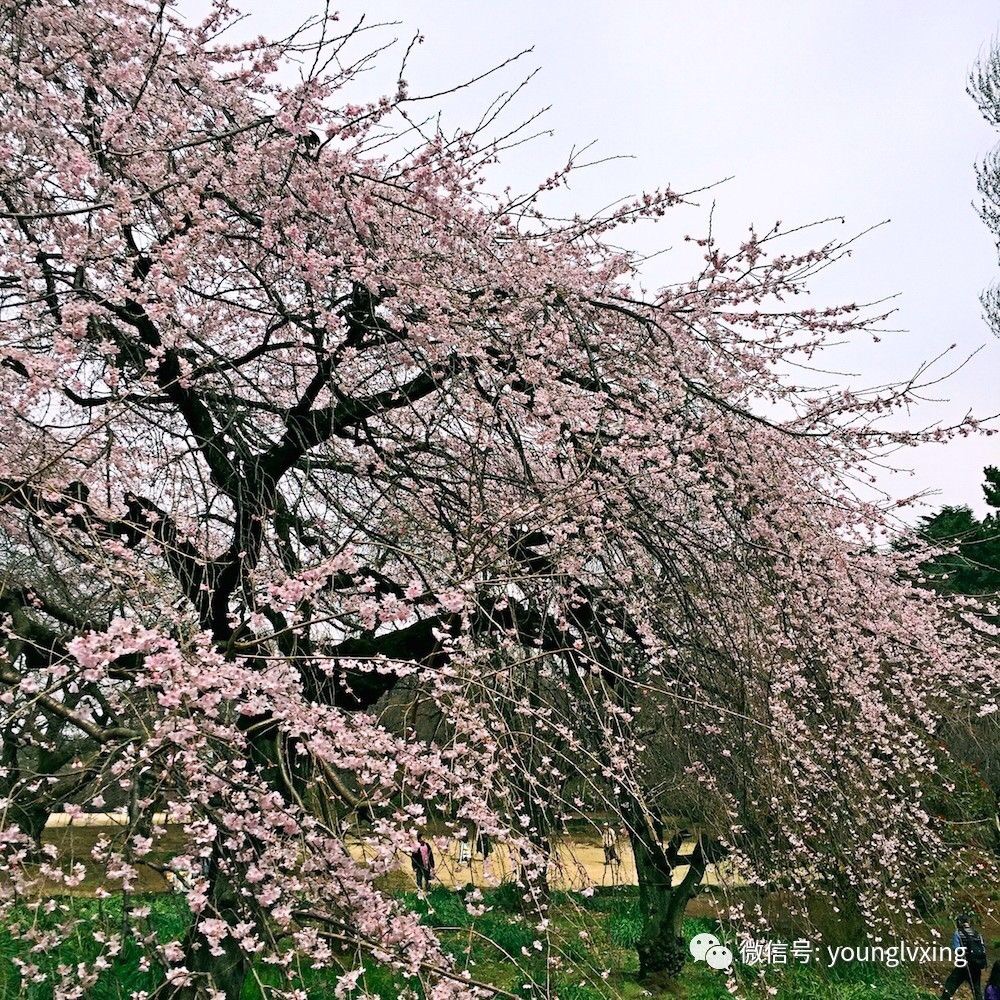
[607,910,643,949]
[403,885,474,928]
[0,888,950,999]
[0,896,189,999]
[483,879,528,913]
[765,961,936,1000]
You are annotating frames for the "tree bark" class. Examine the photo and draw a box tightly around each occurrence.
[624,799,723,984]
[626,810,686,982]
[7,799,49,860]
[167,859,250,1000]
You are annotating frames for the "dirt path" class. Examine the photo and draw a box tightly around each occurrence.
[376,838,740,891]
[30,816,738,895]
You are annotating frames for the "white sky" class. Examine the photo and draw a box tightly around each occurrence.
[212,1,1000,518]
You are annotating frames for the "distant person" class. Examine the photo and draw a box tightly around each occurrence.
[411,834,435,892]
[476,828,492,861]
[984,961,1000,1000]
[601,823,619,867]
[942,913,988,1000]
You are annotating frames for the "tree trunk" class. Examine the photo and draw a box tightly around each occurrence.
[624,799,723,984]
[8,799,49,861]
[627,814,687,982]
[167,863,250,1000]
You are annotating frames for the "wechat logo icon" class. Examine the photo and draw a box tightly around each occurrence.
[690,933,733,971]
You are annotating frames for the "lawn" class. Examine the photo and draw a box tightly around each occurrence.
[0,881,957,999]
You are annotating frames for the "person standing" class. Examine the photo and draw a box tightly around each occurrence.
[411,834,435,892]
[476,828,492,862]
[601,823,621,885]
[942,914,988,1000]
[602,823,620,872]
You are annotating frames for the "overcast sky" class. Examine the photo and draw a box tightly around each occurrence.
[215,1,1000,518]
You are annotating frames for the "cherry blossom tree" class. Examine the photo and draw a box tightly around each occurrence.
[0,0,997,996]
[971,41,1000,335]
